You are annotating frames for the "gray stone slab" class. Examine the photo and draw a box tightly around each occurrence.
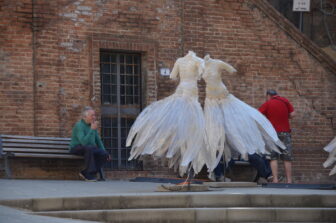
[1,179,336,223]
[2,193,336,213]
[35,210,106,222]
[0,198,32,210]
[275,208,324,222]
[204,181,258,188]
[195,208,227,222]
[191,193,249,207]
[156,183,209,192]
[119,194,190,209]
[33,207,336,222]
[248,194,273,206]
[0,205,100,223]
[32,197,64,212]
[62,196,120,211]
[227,207,276,222]
[1,179,336,202]
[105,208,196,223]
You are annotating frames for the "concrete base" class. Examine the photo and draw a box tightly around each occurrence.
[33,207,336,223]
[156,184,209,192]
[1,179,336,222]
[0,205,98,223]
[204,181,258,188]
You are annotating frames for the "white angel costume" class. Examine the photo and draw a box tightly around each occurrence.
[127,51,208,175]
[203,55,284,171]
[323,137,336,176]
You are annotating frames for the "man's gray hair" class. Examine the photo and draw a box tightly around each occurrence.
[82,106,94,118]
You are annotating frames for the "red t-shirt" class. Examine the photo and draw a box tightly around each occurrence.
[258,95,294,133]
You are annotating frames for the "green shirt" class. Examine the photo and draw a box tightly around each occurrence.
[69,119,105,150]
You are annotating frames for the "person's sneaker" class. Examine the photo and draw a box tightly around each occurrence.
[224,177,232,182]
[79,171,86,181]
[278,175,284,182]
[79,171,97,182]
[85,176,97,182]
[266,175,274,182]
[257,177,268,185]
[216,175,225,182]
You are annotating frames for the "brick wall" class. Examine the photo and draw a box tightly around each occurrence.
[0,0,34,135]
[0,0,335,183]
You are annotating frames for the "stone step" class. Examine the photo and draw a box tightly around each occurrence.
[33,207,336,222]
[204,181,258,188]
[104,171,178,180]
[1,193,336,212]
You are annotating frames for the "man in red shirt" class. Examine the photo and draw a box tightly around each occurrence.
[259,90,295,183]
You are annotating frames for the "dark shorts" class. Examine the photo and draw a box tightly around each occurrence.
[271,132,293,161]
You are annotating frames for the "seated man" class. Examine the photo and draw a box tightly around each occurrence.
[212,158,235,182]
[248,153,273,184]
[69,106,110,181]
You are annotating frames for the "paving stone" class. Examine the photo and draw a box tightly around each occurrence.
[204,181,258,188]
[156,183,209,192]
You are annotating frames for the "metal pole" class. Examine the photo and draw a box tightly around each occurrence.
[299,11,303,32]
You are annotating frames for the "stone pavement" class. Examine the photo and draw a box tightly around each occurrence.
[0,179,163,223]
[0,179,162,200]
[0,179,335,223]
[0,179,335,200]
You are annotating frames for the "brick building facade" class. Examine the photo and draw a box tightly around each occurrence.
[1,0,335,182]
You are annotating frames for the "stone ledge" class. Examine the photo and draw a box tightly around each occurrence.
[33,207,336,222]
[204,181,258,188]
[2,193,336,212]
[156,184,209,192]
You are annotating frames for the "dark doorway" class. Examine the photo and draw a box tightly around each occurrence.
[100,51,143,170]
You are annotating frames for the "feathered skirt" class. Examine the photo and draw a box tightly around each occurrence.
[204,94,284,171]
[323,136,336,176]
[126,94,208,175]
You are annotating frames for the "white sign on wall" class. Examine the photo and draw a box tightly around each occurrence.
[160,68,170,76]
[293,0,311,12]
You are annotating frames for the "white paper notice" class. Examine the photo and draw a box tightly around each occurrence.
[293,0,311,12]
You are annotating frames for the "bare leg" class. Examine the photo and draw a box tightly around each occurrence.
[270,160,279,183]
[284,161,292,183]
